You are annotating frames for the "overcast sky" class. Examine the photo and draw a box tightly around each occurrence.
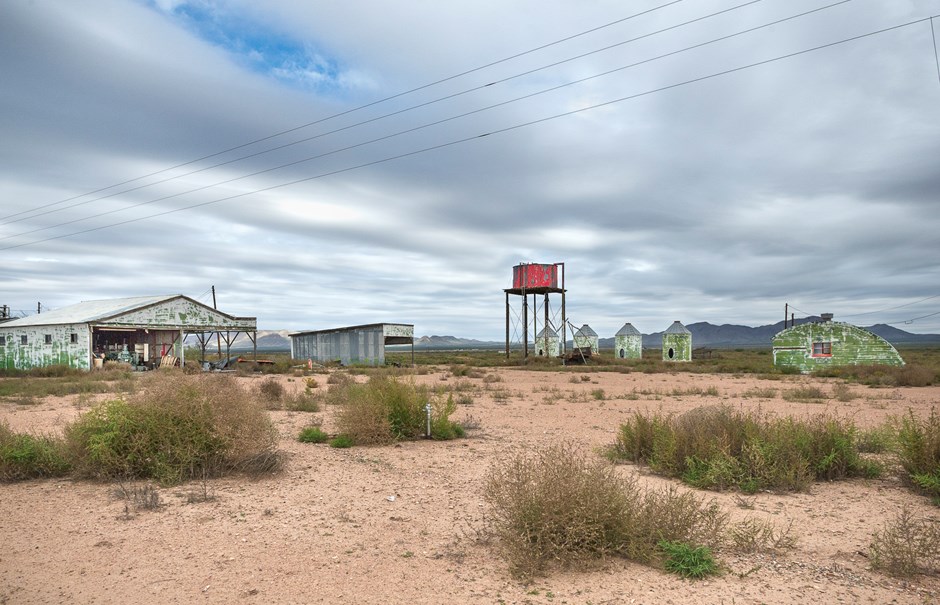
[2,0,939,340]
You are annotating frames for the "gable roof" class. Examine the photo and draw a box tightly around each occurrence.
[1,295,180,328]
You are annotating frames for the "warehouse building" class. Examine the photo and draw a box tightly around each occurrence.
[0,295,257,371]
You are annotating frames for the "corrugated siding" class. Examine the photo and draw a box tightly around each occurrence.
[291,326,387,366]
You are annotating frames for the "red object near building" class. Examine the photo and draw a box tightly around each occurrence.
[512,264,559,289]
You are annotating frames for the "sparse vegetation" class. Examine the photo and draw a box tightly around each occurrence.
[64,372,280,485]
[331,375,463,445]
[0,421,71,481]
[658,541,718,579]
[870,506,940,576]
[894,408,940,503]
[612,406,877,492]
[781,385,827,402]
[484,442,726,579]
[298,426,329,444]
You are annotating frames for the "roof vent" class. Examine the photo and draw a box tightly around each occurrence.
[820,313,834,322]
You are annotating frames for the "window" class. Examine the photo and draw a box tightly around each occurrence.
[812,341,832,357]
[70,333,78,344]
[44,334,52,345]
[20,335,28,345]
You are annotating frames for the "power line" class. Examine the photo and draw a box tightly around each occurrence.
[2,14,934,252]
[2,0,774,228]
[840,293,940,318]
[887,310,940,325]
[0,0,690,224]
[0,0,857,243]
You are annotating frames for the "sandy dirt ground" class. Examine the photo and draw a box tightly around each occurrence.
[1,367,939,605]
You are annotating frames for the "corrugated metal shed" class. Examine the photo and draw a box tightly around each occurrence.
[289,323,414,366]
[572,324,599,353]
[534,326,560,358]
[662,320,692,361]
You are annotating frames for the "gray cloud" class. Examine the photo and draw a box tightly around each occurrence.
[2,0,939,339]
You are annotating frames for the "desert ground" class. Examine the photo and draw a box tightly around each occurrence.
[1,365,939,605]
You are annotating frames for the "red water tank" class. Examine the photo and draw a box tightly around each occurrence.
[512,263,559,289]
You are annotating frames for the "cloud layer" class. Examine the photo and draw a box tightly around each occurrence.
[2,0,939,339]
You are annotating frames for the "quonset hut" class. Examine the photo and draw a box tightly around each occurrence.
[662,320,692,362]
[772,314,904,373]
[0,295,257,371]
[615,323,642,359]
[535,326,560,358]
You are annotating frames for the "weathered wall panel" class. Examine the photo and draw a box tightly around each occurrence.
[102,298,255,330]
[662,321,692,362]
[772,321,904,373]
[290,324,410,366]
[0,323,90,370]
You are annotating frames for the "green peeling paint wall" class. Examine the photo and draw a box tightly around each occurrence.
[615,334,642,359]
[772,321,904,373]
[0,323,91,370]
[535,331,560,357]
[101,298,254,330]
[662,332,692,362]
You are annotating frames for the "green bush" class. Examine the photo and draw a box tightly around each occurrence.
[612,406,875,492]
[895,408,940,503]
[870,506,940,576]
[298,426,328,444]
[658,540,718,579]
[484,442,726,579]
[0,421,71,481]
[332,375,463,445]
[64,372,279,485]
[329,435,353,448]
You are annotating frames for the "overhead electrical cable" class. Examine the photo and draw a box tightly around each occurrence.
[0,0,690,224]
[0,0,856,243]
[2,0,774,227]
[1,14,935,252]
[840,293,940,318]
[889,310,940,325]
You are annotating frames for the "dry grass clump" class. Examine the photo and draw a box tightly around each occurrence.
[612,405,877,493]
[332,375,463,445]
[484,443,726,579]
[870,506,940,576]
[817,363,936,387]
[65,371,280,485]
[781,385,827,402]
[0,421,71,481]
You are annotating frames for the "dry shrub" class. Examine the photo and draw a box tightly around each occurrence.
[65,371,280,485]
[256,376,285,407]
[332,375,462,445]
[870,506,940,576]
[484,442,726,579]
[729,517,797,553]
[0,421,71,481]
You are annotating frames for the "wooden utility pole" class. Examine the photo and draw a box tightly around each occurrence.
[212,286,222,359]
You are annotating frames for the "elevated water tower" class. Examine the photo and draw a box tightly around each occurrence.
[504,262,566,358]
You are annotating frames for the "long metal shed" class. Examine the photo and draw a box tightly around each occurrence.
[0,294,257,371]
[289,323,414,366]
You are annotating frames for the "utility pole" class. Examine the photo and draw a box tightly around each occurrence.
[212,286,222,359]
[37,302,41,314]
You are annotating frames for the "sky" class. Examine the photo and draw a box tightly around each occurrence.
[2,0,939,341]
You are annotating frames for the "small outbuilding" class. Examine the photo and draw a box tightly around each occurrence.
[772,314,904,373]
[662,320,692,362]
[534,326,560,358]
[615,323,642,359]
[572,324,599,354]
[290,323,414,366]
[0,295,257,371]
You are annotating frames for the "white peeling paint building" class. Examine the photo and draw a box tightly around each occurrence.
[0,295,257,371]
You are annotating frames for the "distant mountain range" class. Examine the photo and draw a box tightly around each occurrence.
[212,319,940,352]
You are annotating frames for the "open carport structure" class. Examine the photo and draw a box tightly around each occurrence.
[0,294,257,371]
